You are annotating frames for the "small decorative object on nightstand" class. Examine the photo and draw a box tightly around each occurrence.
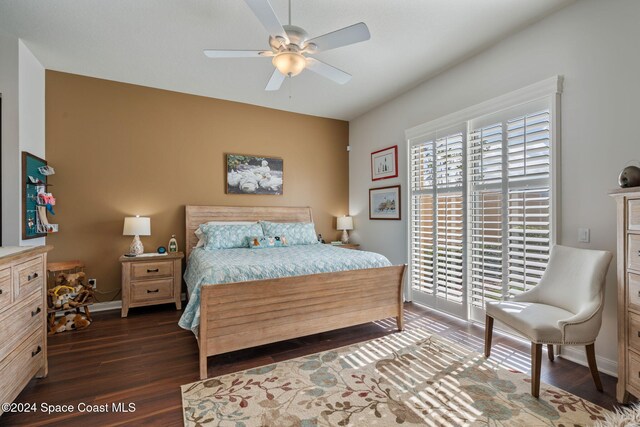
[168,234,178,253]
[123,216,151,255]
[337,216,353,244]
[120,251,184,317]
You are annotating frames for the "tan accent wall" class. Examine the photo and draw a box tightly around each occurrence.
[45,71,349,300]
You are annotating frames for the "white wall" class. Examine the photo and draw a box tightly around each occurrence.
[0,30,20,246]
[0,34,45,247]
[349,0,640,372]
[18,39,45,246]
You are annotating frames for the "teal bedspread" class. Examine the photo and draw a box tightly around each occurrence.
[178,245,391,334]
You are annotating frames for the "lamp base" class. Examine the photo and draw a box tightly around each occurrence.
[130,235,144,255]
[341,230,350,244]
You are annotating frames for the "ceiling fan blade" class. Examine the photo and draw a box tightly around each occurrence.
[244,0,289,44]
[305,57,351,85]
[265,68,286,91]
[203,49,273,58]
[306,22,370,53]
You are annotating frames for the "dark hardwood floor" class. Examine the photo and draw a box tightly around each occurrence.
[2,302,623,426]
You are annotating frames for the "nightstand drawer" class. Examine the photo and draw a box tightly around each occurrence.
[0,268,11,308]
[131,278,174,303]
[629,351,640,392]
[630,234,640,272]
[131,260,173,280]
[15,256,44,300]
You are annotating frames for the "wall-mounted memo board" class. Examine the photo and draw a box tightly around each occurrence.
[22,152,57,239]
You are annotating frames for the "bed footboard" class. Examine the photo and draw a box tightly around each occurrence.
[198,264,406,379]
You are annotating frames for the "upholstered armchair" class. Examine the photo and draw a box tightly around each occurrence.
[484,245,612,397]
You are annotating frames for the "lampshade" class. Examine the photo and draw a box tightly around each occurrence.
[337,216,353,231]
[272,52,306,77]
[123,216,151,236]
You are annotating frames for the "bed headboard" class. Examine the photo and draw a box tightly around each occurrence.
[185,205,314,258]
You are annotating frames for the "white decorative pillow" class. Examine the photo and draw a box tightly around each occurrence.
[195,221,257,248]
[260,221,319,245]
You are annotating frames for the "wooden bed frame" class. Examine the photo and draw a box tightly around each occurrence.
[185,205,406,379]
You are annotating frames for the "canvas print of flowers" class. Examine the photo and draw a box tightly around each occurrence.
[226,154,283,195]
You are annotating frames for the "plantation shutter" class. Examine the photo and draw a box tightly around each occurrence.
[506,109,551,296]
[408,77,560,320]
[468,102,552,311]
[410,128,467,316]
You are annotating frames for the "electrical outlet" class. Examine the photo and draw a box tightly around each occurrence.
[88,278,97,288]
[578,228,590,243]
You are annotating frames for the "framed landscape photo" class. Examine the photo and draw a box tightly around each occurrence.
[369,185,401,220]
[371,145,398,181]
[226,153,283,195]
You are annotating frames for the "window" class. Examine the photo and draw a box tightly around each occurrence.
[407,77,561,320]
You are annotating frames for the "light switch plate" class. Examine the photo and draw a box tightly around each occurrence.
[578,228,590,243]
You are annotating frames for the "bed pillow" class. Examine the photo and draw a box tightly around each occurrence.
[248,235,289,249]
[199,223,264,250]
[194,221,257,248]
[260,221,318,245]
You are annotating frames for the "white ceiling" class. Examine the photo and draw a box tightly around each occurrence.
[0,0,573,120]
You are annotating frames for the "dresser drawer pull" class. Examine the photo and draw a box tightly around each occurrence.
[0,289,3,294]
[147,289,159,293]
[146,268,160,273]
[31,346,42,357]
[31,306,41,317]
[27,272,39,281]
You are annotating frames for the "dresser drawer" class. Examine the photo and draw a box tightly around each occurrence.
[131,260,173,280]
[0,329,44,414]
[131,278,174,303]
[630,235,640,273]
[630,199,640,231]
[629,312,640,353]
[0,290,44,363]
[629,273,640,312]
[14,256,44,300]
[0,267,12,308]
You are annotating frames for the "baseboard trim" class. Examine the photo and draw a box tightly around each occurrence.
[558,346,618,378]
[75,293,187,314]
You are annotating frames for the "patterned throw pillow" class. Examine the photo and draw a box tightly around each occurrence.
[248,235,289,249]
[199,223,264,250]
[195,221,257,248]
[260,222,318,245]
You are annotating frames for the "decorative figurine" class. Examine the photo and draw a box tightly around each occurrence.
[157,246,167,254]
[619,164,640,188]
[168,235,178,253]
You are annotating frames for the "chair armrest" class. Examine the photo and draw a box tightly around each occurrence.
[557,300,603,343]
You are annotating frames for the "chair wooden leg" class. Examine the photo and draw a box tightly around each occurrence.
[585,343,603,392]
[531,343,542,398]
[484,315,494,358]
[547,344,554,362]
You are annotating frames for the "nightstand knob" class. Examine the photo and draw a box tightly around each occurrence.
[31,346,42,357]
[147,268,159,273]
[31,307,41,317]
[147,289,159,293]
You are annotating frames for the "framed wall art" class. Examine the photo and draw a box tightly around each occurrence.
[226,153,283,195]
[371,145,398,181]
[369,185,401,220]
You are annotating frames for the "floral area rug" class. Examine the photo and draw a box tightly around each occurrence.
[181,328,607,426]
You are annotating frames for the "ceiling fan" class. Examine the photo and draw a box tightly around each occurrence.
[203,0,371,91]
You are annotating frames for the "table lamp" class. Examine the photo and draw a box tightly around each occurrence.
[337,216,353,244]
[123,215,151,255]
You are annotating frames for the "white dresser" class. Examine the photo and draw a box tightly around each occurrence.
[0,245,52,415]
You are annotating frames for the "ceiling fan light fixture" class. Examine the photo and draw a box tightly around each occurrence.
[272,51,306,77]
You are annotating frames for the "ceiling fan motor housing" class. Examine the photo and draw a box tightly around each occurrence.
[270,25,309,50]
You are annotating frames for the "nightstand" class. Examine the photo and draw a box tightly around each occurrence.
[327,243,360,250]
[119,252,184,317]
